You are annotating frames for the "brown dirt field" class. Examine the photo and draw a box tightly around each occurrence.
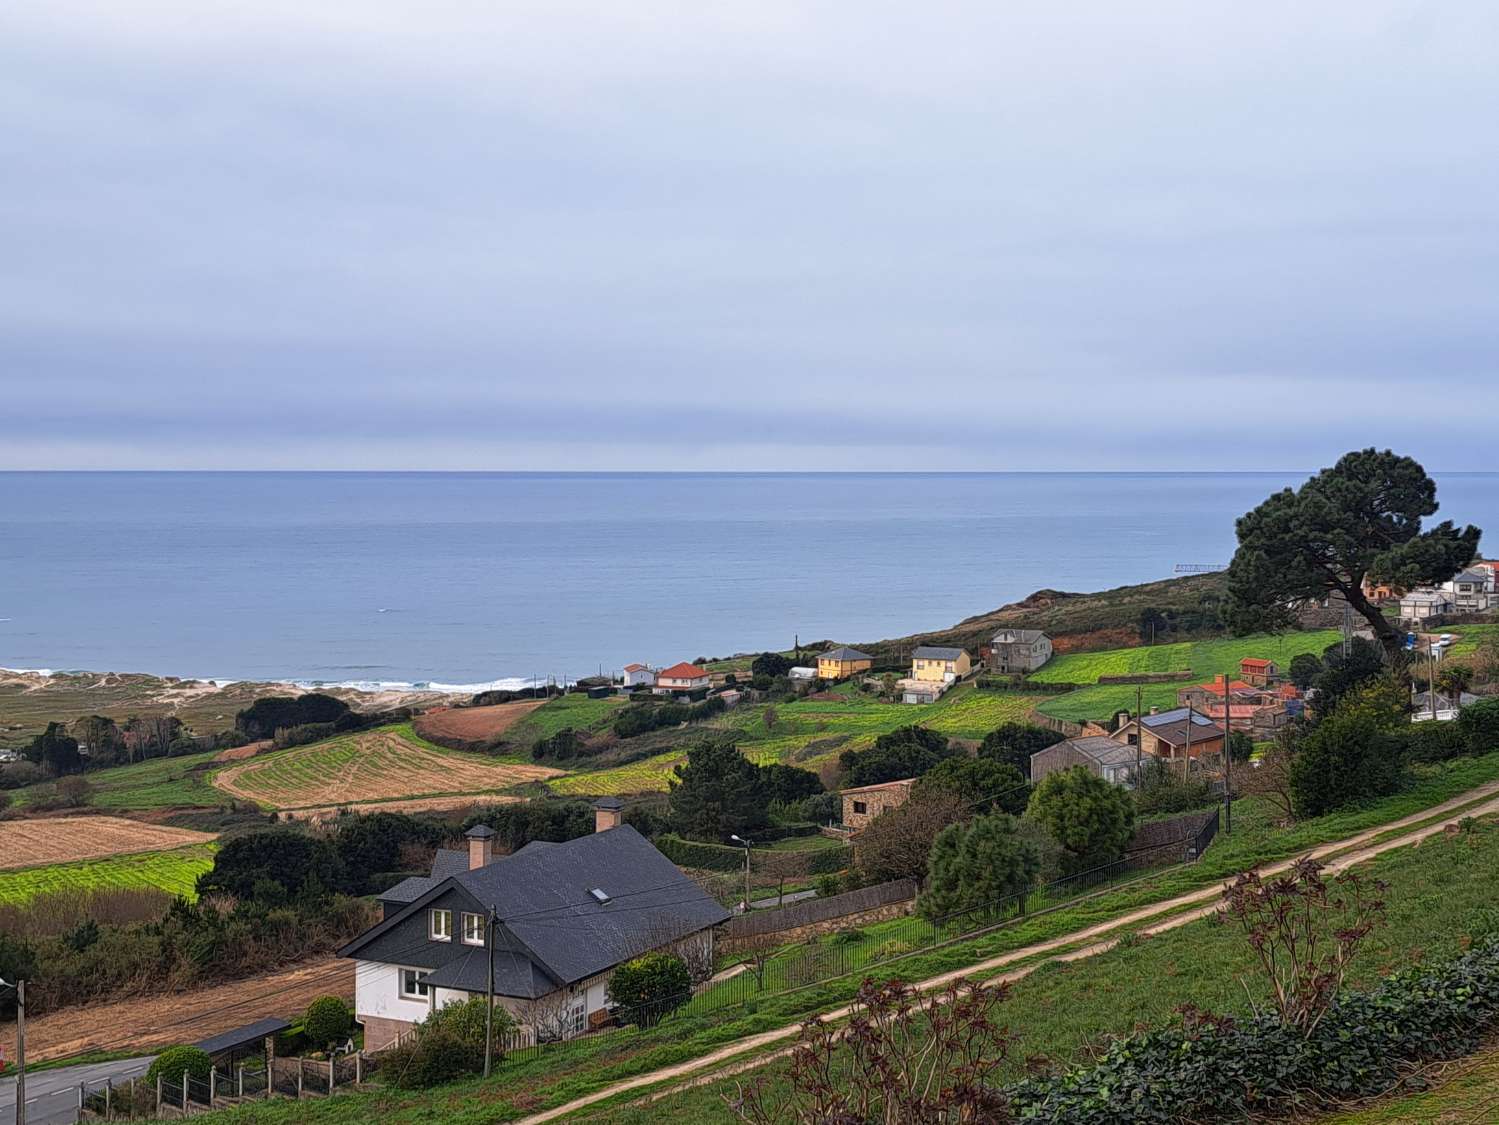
[412,699,546,743]
[0,957,350,1063]
[213,738,273,762]
[211,728,562,809]
[278,793,527,824]
[0,817,217,871]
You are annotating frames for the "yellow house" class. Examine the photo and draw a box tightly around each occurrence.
[817,646,873,681]
[910,645,971,683]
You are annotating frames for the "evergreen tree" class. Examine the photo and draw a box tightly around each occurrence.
[919,813,1039,921]
[667,738,769,841]
[1025,767,1135,875]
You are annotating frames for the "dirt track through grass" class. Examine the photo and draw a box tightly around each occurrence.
[521,777,1499,1123]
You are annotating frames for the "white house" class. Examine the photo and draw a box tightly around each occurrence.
[653,662,711,694]
[621,663,656,689]
[1400,588,1455,621]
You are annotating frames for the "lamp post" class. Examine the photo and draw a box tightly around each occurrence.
[729,835,751,913]
[1,977,24,1125]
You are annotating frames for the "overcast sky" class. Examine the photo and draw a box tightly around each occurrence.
[4,2,1498,470]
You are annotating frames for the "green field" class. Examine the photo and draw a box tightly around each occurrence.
[1445,623,1499,658]
[504,694,626,745]
[1035,681,1188,723]
[13,749,226,810]
[1028,630,1342,684]
[0,844,215,905]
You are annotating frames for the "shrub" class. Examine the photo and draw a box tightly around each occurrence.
[1226,731,1254,764]
[913,757,1028,814]
[382,997,515,1089]
[853,791,969,884]
[1024,767,1135,875]
[1134,758,1215,815]
[0,761,47,789]
[303,995,352,1049]
[978,723,1066,778]
[608,952,691,1026]
[814,873,842,898]
[236,693,350,740]
[1458,696,1499,753]
[839,726,955,787]
[1289,700,1405,818]
[55,775,93,807]
[146,1045,213,1088]
[1401,719,1472,764]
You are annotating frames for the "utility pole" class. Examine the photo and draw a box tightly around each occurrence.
[1183,701,1194,783]
[483,909,497,1078]
[2,977,24,1125]
[1134,684,1143,788]
[1429,641,1440,722]
[730,835,752,912]
[1221,672,1233,834]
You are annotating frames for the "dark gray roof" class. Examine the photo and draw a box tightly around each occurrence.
[465,824,495,839]
[378,846,472,904]
[1136,708,1224,747]
[430,848,470,879]
[821,646,873,662]
[194,1018,290,1056]
[990,629,1047,644]
[912,645,964,660]
[346,826,730,996]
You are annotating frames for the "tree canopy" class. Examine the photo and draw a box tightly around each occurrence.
[978,723,1066,779]
[1025,767,1135,875]
[912,756,1028,814]
[840,725,955,787]
[1227,449,1479,659]
[667,737,769,841]
[852,791,968,884]
[918,812,1039,921]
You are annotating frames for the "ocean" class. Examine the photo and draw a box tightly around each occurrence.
[1,472,1495,688]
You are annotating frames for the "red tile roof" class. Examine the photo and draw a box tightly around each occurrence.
[658,662,708,680]
[623,663,647,672]
[1197,679,1256,694]
[1240,658,1273,669]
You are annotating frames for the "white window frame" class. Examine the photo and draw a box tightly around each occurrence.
[462,911,486,946]
[429,908,452,942]
[400,968,431,999]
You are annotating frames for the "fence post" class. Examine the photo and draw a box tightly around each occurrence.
[105,1076,113,1120]
[296,1061,303,1099]
[210,1066,217,1104]
[181,1070,189,1112]
[78,1080,85,1117]
[156,1074,162,1114]
[329,1057,335,1092]
[237,1067,243,1099]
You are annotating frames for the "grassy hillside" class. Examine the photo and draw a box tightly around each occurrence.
[1028,630,1342,684]
[10,748,226,810]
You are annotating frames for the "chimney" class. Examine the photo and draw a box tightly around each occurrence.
[593,797,624,833]
[466,824,496,870]
[1149,705,1160,715]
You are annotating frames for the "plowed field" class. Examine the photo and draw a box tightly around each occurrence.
[413,700,546,743]
[0,817,217,870]
[212,726,562,809]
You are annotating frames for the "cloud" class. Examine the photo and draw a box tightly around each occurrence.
[2,2,1497,468]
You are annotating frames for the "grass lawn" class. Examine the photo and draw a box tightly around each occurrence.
[11,748,226,810]
[191,754,1499,1125]
[0,843,216,905]
[1028,630,1342,684]
[1034,681,1186,723]
[1445,623,1499,659]
[1317,1042,1499,1123]
[594,815,1499,1124]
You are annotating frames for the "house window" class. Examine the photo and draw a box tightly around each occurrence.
[400,968,430,999]
[429,908,452,942]
[462,911,486,946]
[852,800,868,815]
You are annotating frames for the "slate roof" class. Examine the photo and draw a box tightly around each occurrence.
[194,1018,290,1057]
[345,826,730,999]
[990,629,1047,644]
[1135,708,1224,748]
[912,645,964,660]
[821,646,873,662]
[1055,736,1139,768]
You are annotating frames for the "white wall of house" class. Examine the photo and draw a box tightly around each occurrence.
[355,960,433,1025]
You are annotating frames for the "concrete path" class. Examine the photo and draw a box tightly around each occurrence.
[517,777,1499,1123]
[0,1056,154,1125]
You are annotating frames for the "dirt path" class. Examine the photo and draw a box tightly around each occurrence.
[0,958,349,1063]
[521,779,1499,1123]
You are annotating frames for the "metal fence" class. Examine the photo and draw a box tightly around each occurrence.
[72,1055,367,1120]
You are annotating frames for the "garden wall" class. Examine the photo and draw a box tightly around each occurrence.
[723,877,917,945]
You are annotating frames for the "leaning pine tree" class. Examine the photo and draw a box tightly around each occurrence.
[1226,449,1480,663]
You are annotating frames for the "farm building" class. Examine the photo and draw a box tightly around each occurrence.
[1031,736,1139,788]
[985,629,1052,674]
[347,807,730,1049]
[841,778,914,831]
[1400,589,1455,621]
[1110,707,1226,761]
[817,646,874,680]
[654,662,711,695]
[910,646,971,684]
[1238,658,1276,686]
[897,678,945,704]
[621,663,656,689]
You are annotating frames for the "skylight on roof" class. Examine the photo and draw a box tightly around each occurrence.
[589,888,612,904]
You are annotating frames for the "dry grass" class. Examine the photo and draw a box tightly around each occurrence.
[212,726,562,809]
[0,816,217,870]
[412,699,547,744]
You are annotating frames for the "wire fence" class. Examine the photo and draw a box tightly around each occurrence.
[71,1055,369,1119]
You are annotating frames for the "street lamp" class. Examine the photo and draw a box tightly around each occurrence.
[0,975,24,1125]
[729,835,751,913]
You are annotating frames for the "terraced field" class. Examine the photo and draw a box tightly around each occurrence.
[0,843,216,905]
[1027,630,1342,684]
[503,693,626,746]
[212,724,562,809]
[0,816,216,870]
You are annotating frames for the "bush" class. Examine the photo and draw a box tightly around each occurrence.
[236,693,351,740]
[1008,936,1499,1123]
[913,756,1028,814]
[55,775,92,807]
[608,951,691,1026]
[978,723,1066,778]
[1227,731,1254,764]
[1401,720,1472,764]
[1135,758,1216,815]
[0,761,46,789]
[303,995,352,1049]
[146,1045,212,1088]
[1025,767,1135,875]
[1289,696,1405,817]
[382,997,515,1089]
[839,726,955,787]
[1458,697,1499,753]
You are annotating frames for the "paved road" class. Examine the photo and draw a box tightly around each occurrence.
[0,1056,154,1125]
[748,888,817,910]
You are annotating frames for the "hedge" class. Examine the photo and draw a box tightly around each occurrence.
[655,834,745,872]
[1008,935,1499,1123]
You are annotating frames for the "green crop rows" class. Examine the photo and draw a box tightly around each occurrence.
[0,844,216,905]
[1028,631,1342,684]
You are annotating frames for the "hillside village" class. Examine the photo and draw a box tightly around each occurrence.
[4,469,1499,1124]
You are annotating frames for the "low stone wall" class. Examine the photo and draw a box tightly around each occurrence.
[722,898,917,953]
[1027,709,1084,737]
[1125,808,1218,866]
[1097,671,1198,685]
[726,877,917,940]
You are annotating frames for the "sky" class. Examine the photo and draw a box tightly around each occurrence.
[3,1,1498,471]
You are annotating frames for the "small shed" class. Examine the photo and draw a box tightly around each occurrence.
[194,1017,291,1069]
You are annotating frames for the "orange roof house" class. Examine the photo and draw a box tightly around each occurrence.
[654,662,711,693]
